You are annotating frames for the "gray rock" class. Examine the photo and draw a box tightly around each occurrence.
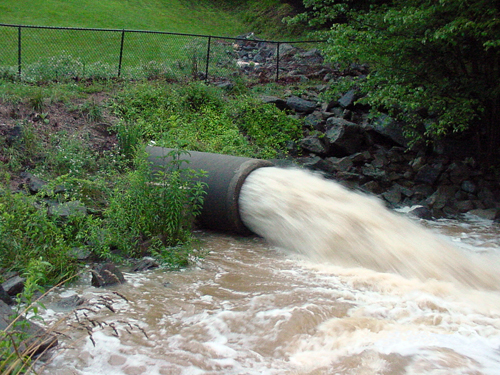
[2,275,25,296]
[407,206,433,220]
[260,95,287,110]
[54,294,85,311]
[91,263,126,288]
[468,208,499,220]
[0,285,13,305]
[130,257,159,272]
[370,114,408,147]
[461,180,477,194]
[415,165,441,185]
[299,135,328,155]
[286,96,317,114]
[0,300,58,355]
[48,200,87,218]
[338,90,357,108]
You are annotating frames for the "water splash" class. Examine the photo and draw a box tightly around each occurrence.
[239,167,499,290]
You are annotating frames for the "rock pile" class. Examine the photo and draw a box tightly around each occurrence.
[259,82,500,220]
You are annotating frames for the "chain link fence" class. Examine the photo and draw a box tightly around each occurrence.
[0,24,323,83]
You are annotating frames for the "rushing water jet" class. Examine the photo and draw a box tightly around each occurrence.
[239,166,500,290]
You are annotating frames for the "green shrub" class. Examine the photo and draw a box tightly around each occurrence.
[231,99,302,158]
[290,0,500,160]
[0,189,82,285]
[103,150,206,266]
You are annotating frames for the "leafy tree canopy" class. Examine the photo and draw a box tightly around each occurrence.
[289,0,500,161]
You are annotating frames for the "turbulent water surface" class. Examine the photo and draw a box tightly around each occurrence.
[39,167,500,375]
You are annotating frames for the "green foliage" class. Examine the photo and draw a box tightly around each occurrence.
[0,189,81,285]
[112,82,302,158]
[103,150,206,266]
[43,132,99,177]
[292,0,500,158]
[232,99,302,158]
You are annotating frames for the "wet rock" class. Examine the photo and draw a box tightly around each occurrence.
[260,95,287,110]
[300,135,328,155]
[130,257,159,272]
[324,118,364,156]
[0,300,58,355]
[286,96,316,114]
[454,200,476,213]
[360,180,384,195]
[2,275,26,296]
[415,165,441,185]
[468,208,499,220]
[0,285,13,305]
[91,263,126,287]
[337,90,357,109]
[370,115,408,147]
[48,200,87,218]
[461,180,477,194]
[19,172,47,194]
[407,206,433,220]
[326,156,353,172]
[54,294,85,311]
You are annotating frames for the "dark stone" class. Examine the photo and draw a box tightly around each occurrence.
[468,208,499,220]
[19,172,47,194]
[415,165,441,185]
[297,156,333,172]
[360,180,384,195]
[326,157,353,172]
[286,96,317,114]
[304,113,324,131]
[338,90,357,108]
[0,300,58,355]
[454,200,476,213]
[54,294,85,311]
[324,118,364,156]
[427,185,458,210]
[369,115,408,147]
[260,95,287,111]
[296,48,324,64]
[68,247,92,261]
[382,185,403,206]
[2,275,26,296]
[91,263,126,288]
[461,180,477,194]
[130,258,159,272]
[48,200,87,218]
[0,284,13,305]
[299,135,328,155]
[407,206,433,220]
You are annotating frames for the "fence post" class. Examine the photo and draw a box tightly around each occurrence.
[205,36,211,82]
[17,26,22,79]
[118,29,125,77]
[275,42,281,82]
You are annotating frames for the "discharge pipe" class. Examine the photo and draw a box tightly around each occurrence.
[146,146,273,235]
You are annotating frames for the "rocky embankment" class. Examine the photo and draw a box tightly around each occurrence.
[231,35,500,220]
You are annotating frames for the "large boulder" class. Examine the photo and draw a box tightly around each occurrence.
[0,300,58,356]
[91,263,126,288]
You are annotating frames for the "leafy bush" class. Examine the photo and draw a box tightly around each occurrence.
[0,189,83,285]
[103,149,206,266]
[231,98,302,158]
[290,0,500,160]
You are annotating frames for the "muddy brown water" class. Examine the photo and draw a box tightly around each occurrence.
[39,168,500,375]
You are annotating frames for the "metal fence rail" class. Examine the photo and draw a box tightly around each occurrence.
[0,23,322,82]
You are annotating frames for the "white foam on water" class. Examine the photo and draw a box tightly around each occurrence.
[239,167,500,290]
[38,166,500,375]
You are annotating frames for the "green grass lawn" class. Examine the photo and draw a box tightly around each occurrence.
[0,0,252,81]
[0,0,247,36]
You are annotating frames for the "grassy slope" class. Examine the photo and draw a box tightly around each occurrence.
[0,0,247,36]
